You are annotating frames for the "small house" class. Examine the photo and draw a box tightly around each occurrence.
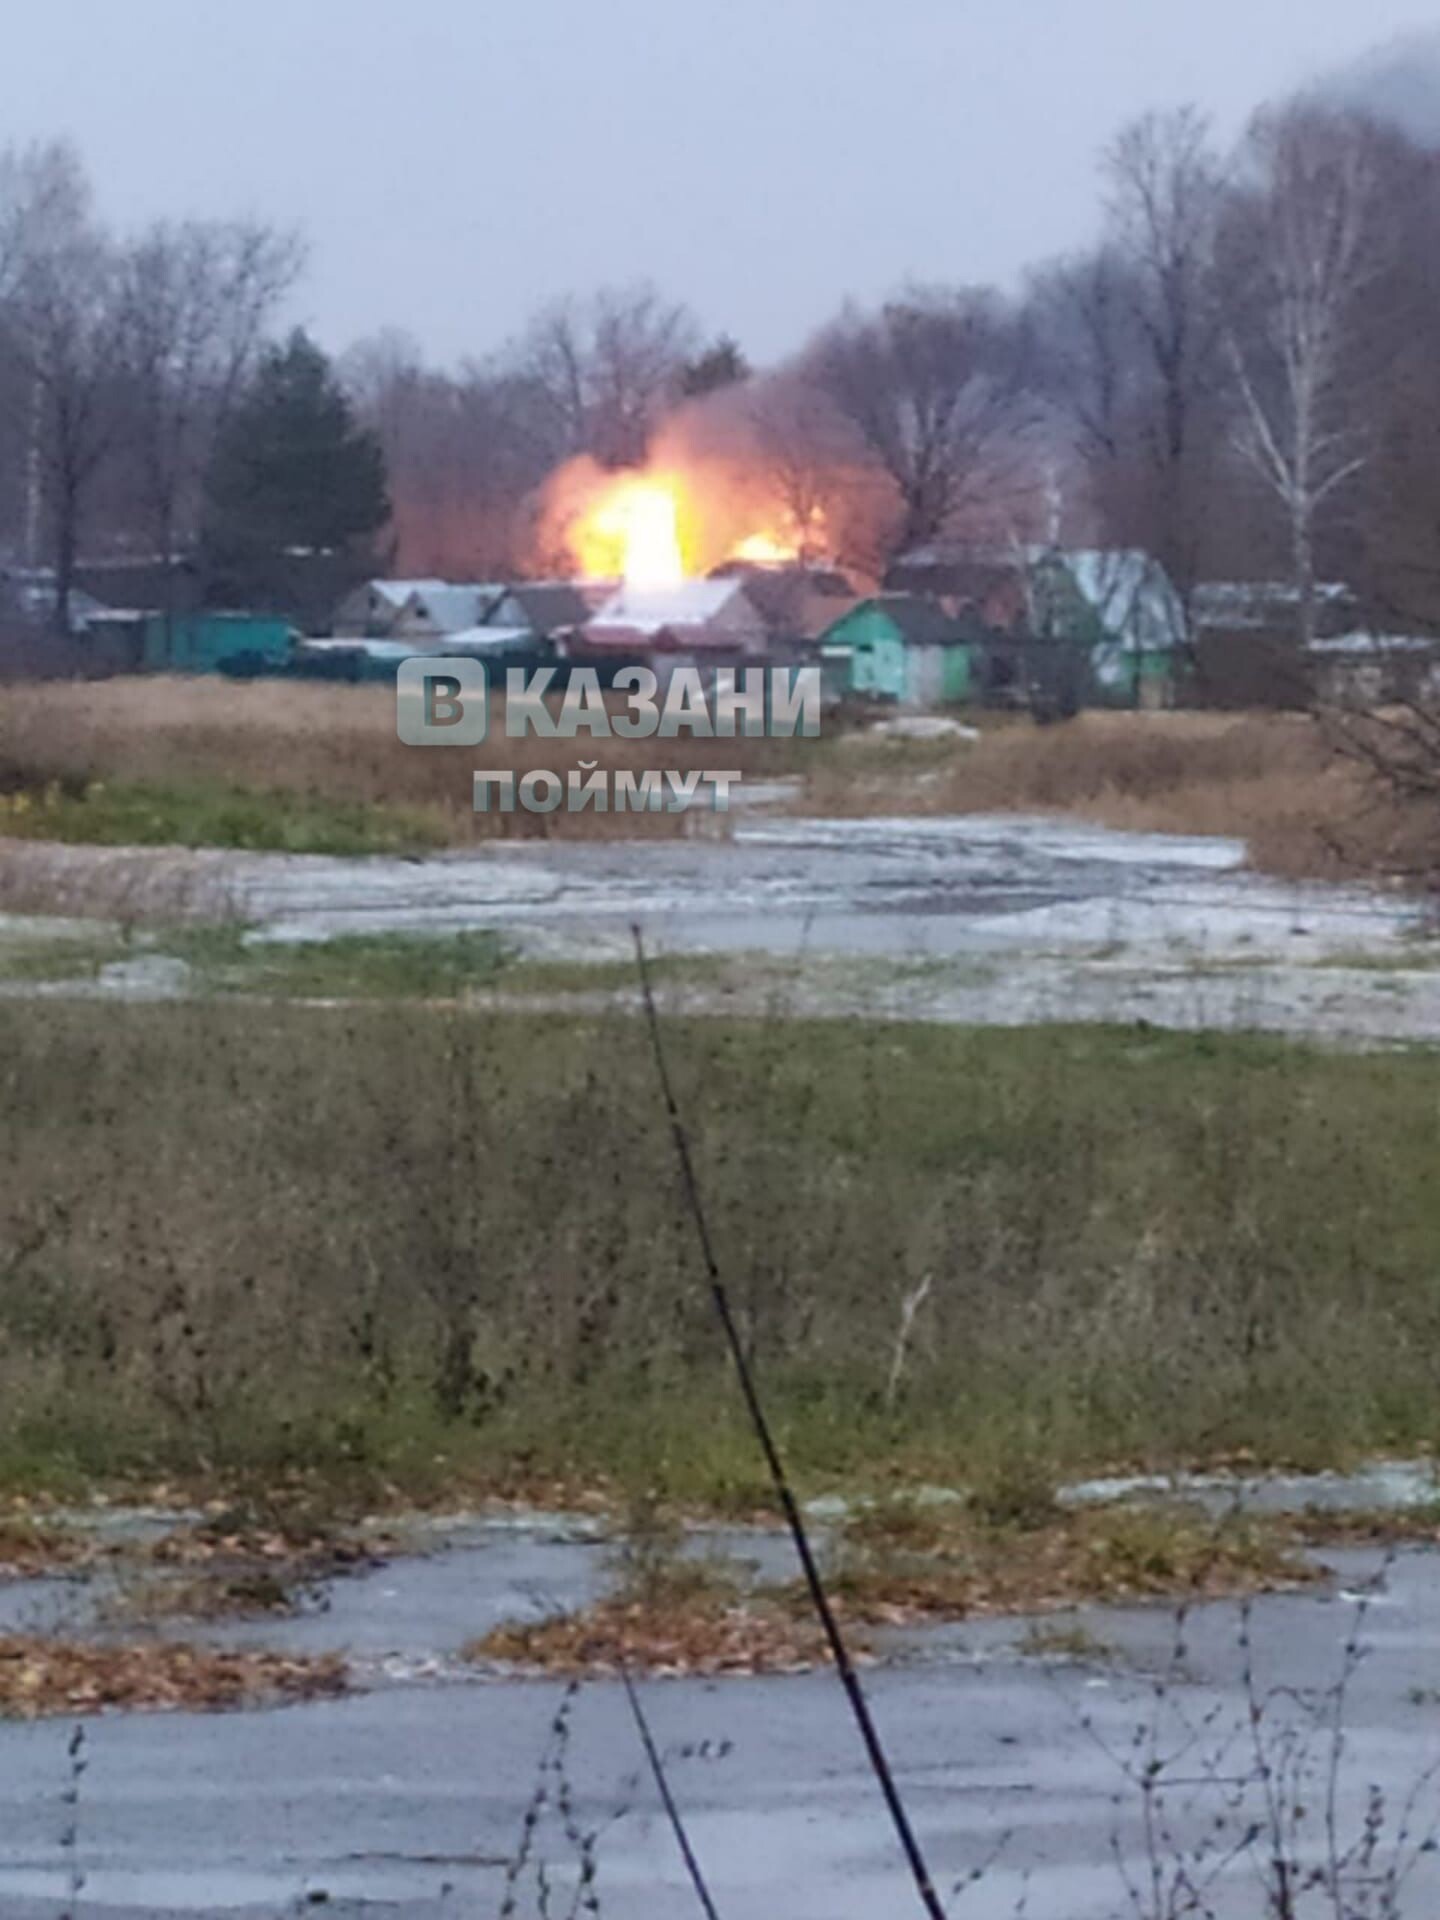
[707,562,860,643]
[883,549,1028,631]
[819,595,972,705]
[390,583,507,640]
[1026,548,1184,707]
[577,578,769,685]
[330,578,448,638]
[481,581,603,642]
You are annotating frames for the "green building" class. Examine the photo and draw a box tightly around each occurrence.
[819,595,973,704]
[141,612,298,674]
[1024,548,1183,708]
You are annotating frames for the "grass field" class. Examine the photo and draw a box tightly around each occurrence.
[0,676,788,850]
[2,996,1437,1507]
[810,709,1404,880]
[0,676,1417,878]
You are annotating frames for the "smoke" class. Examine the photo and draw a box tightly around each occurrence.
[1316,29,1440,147]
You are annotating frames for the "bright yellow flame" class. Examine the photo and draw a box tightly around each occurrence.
[579,476,686,589]
[730,504,829,568]
[564,465,832,585]
[731,530,799,565]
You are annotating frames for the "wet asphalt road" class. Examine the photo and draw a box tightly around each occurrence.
[0,1513,1437,1918]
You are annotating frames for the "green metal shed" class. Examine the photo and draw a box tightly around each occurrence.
[819,596,972,706]
[142,612,297,674]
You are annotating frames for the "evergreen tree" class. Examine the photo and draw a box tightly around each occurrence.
[679,335,750,399]
[200,328,390,612]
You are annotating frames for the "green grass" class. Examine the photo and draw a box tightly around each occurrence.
[0,779,449,855]
[1312,943,1440,972]
[0,925,724,1001]
[486,952,738,996]
[0,932,124,982]
[174,927,513,999]
[2,1003,1440,1505]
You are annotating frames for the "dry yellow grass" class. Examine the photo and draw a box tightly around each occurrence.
[0,676,784,844]
[814,710,1412,881]
[0,679,1422,880]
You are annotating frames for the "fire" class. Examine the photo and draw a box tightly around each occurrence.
[731,530,799,565]
[558,459,831,585]
[575,475,688,589]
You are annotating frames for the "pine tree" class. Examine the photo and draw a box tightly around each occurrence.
[679,335,750,399]
[200,328,390,611]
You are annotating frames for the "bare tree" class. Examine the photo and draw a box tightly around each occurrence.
[1031,245,1139,474]
[1221,107,1387,650]
[516,283,699,468]
[0,142,82,305]
[745,370,849,564]
[345,332,564,576]
[813,288,1033,559]
[0,142,127,631]
[1103,107,1225,608]
[120,217,302,614]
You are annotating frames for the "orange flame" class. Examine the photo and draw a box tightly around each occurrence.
[732,530,801,566]
[558,461,831,585]
[573,474,689,588]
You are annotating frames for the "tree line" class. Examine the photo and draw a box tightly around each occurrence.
[2,92,1438,642]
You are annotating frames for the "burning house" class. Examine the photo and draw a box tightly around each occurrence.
[576,576,769,683]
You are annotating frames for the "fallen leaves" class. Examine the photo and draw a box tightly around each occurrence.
[99,1566,307,1626]
[0,1635,347,1720]
[468,1501,1329,1677]
[469,1594,853,1679]
[811,1503,1326,1627]
[0,1518,100,1578]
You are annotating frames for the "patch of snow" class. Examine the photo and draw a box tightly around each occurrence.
[865,716,980,741]
[96,955,191,996]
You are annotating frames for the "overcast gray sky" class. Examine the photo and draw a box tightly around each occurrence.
[14,1,1436,367]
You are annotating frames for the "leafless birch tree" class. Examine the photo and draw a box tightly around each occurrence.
[1222,107,1386,650]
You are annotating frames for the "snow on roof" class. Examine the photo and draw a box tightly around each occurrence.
[1036,547,1186,651]
[1309,631,1440,654]
[434,625,536,653]
[497,582,596,632]
[302,638,423,662]
[401,583,507,631]
[592,577,746,635]
[1193,581,1354,628]
[369,578,447,607]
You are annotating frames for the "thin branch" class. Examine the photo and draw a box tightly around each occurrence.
[620,1669,722,1920]
[630,924,948,1920]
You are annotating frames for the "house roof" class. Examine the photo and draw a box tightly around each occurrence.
[708,563,859,638]
[0,568,112,633]
[591,577,751,636]
[1309,630,1438,655]
[435,625,537,654]
[368,577,447,608]
[1031,547,1186,651]
[301,637,423,663]
[872,593,969,646]
[401,584,507,632]
[497,582,595,633]
[1193,580,1355,631]
[885,551,1016,600]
